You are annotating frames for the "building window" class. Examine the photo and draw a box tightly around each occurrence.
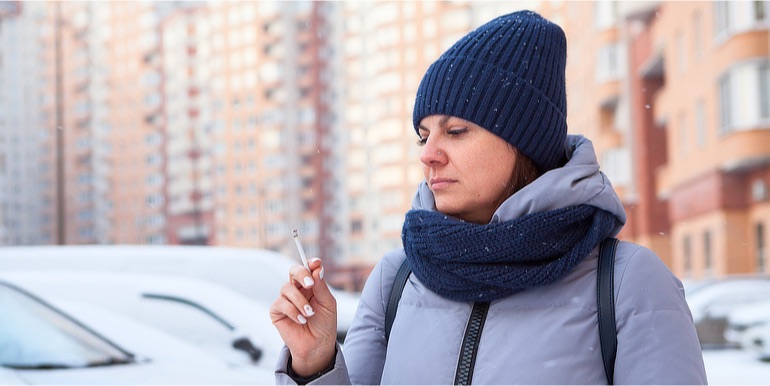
[695,99,707,147]
[675,31,686,73]
[77,210,94,222]
[755,0,766,20]
[145,133,163,146]
[350,219,363,233]
[758,222,767,273]
[761,61,769,119]
[594,1,617,30]
[715,0,769,39]
[718,59,770,134]
[596,43,624,81]
[704,230,713,276]
[683,235,692,276]
[715,1,730,37]
[693,11,703,60]
[719,75,732,135]
[601,148,631,186]
[678,112,689,157]
[146,174,164,186]
[146,194,164,207]
[148,234,166,244]
[265,199,285,214]
[753,179,769,202]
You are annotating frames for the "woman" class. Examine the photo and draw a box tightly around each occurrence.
[270,10,707,384]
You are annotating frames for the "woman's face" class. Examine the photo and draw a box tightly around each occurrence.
[418,115,517,224]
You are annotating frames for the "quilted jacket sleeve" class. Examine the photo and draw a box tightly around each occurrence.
[612,242,707,384]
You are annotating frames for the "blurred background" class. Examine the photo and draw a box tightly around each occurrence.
[0,0,769,384]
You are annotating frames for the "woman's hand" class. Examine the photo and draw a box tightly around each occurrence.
[270,257,338,377]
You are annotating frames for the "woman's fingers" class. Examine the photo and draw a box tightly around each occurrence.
[307,258,335,307]
[283,281,317,318]
[273,259,332,325]
[270,295,307,324]
[289,263,316,289]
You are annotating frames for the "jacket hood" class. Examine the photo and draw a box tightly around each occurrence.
[411,134,626,236]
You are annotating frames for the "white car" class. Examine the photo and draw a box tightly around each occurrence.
[687,278,770,321]
[684,276,770,347]
[1,271,284,371]
[0,279,273,385]
[725,299,770,355]
[739,323,770,362]
[0,245,361,341]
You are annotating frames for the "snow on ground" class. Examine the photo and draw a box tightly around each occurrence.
[702,348,770,384]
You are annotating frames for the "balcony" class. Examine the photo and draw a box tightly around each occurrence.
[719,130,770,174]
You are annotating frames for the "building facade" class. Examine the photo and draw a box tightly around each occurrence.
[1,1,767,287]
[539,0,770,279]
[650,1,770,278]
[0,1,51,245]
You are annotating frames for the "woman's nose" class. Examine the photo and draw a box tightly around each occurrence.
[419,138,444,165]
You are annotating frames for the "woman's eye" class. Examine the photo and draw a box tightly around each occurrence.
[416,137,427,146]
[447,127,468,136]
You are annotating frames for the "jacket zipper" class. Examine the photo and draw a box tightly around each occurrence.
[454,302,490,385]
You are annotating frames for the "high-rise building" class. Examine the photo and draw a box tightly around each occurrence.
[90,2,168,245]
[203,1,343,264]
[0,1,52,245]
[158,3,215,245]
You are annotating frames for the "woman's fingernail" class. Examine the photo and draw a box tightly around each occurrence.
[298,315,307,324]
[304,304,315,316]
[303,277,314,287]
[310,257,321,265]
[319,267,325,281]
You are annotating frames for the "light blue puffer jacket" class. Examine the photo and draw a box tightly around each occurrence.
[276,135,707,384]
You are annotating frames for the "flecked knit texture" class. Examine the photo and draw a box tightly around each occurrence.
[413,10,568,172]
[401,205,616,302]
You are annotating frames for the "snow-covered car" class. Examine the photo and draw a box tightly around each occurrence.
[0,245,361,341]
[0,279,272,385]
[684,276,770,347]
[725,299,770,350]
[738,323,770,362]
[1,271,284,371]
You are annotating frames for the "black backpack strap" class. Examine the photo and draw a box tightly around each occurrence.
[385,258,412,341]
[597,237,619,384]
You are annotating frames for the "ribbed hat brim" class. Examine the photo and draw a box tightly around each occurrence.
[413,56,567,172]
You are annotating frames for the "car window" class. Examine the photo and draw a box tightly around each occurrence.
[0,282,132,369]
[138,293,235,347]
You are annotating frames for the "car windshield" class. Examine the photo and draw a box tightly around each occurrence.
[0,282,133,369]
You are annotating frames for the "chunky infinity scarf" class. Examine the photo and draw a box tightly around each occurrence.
[401,204,617,302]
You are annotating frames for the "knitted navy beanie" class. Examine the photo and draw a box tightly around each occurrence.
[413,10,568,172]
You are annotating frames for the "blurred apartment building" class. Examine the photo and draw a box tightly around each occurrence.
[154,1,346,260]
[0,1,49,245]
[2,0,767,285]
[0,1,344,264]
[538,0,770,280]
[0,1,529,280]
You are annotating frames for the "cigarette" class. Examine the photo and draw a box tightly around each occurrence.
[292,229,310,271]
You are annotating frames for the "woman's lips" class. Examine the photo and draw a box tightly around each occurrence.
[430,178,456,190]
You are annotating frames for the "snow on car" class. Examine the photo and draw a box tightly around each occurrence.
[1,271,284,371]
[0,245,361,341]
[0,279,273,385]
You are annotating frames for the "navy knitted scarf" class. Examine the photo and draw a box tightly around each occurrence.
[401,204,617,302]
